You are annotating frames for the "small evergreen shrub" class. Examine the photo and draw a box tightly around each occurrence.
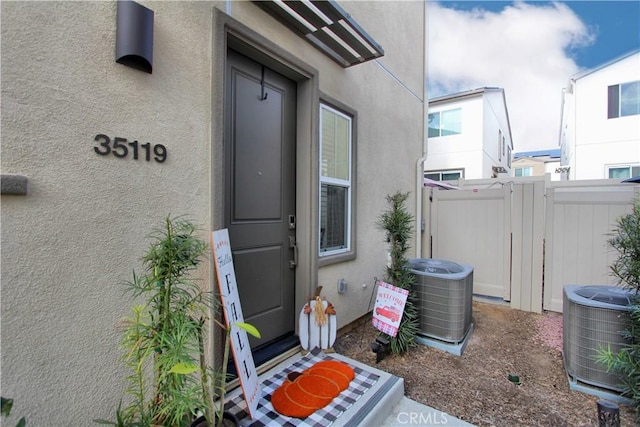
[597,198,640,422]
[377,192,420,354]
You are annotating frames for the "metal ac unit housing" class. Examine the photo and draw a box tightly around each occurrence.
[563,285,633,393]
[410,258,474,344]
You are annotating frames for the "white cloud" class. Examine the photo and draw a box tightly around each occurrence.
[428,1,595,152]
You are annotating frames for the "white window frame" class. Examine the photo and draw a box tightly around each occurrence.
[608,80,640,118]
[606,164,640,179]
[428,108,462,138]
[424,169,464,181]
[319,103,353,259]
[515,167,533,177]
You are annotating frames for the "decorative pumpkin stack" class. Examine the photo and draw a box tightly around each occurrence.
[271,360,355,418]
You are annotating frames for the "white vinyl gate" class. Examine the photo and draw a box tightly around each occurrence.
[424,177,638,313]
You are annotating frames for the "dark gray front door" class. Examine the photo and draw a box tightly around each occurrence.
[224,49,296,351]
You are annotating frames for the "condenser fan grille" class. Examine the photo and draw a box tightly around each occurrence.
[410,259,474,344]
[563,285,632,393]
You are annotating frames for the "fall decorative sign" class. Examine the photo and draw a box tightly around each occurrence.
[372,280,408,337]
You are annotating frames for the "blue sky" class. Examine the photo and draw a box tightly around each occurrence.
[428,1,640,151]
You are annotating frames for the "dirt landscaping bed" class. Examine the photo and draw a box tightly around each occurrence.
[333,301,635,426]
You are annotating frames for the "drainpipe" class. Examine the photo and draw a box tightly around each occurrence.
[415,0,429,258]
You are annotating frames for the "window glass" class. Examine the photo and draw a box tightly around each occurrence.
[442,171,462,181]
[441,108,462,136]
[320,184,347,252]
[428,109,462,137]
[621,81,640,117]
[609,167,630,179]
[320,104,352,257]
[321,109,350,180]
[424,170,463,181]
[427,113,440,138]
[515,167,532,177]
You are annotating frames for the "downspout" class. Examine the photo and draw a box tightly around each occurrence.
[415,0,429,258]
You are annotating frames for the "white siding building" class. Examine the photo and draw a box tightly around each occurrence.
[425,87,513,181]
[559,50,640,181]
[512,149,562,181]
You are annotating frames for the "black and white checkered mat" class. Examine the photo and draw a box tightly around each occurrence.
[225,349,380,426]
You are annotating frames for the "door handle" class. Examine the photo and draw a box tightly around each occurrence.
[289,236,298,269]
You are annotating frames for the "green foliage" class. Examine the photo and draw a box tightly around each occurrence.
[377,192,420,354]
[97,216,211,427]
[597,199,640,422]
[1,397,26,427]
[608,200,640,292]
[98,216,261,427]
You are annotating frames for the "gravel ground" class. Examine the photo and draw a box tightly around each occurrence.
[334,301,636,426]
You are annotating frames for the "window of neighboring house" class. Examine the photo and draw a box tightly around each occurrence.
[502,136,506,158]
[498,130,502,161]
[425,170,463,181]
[428,108,462,137]
[320,103,353,259]
[608,80,640,118]
[507,145,512,167]
[607,164,640,179]
[515,167,532,177]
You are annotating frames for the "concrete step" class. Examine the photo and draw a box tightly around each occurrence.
[226,349,474,426]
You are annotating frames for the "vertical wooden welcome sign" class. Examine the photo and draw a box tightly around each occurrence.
[212,229,261,419]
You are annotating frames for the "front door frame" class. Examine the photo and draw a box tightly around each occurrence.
[212,10,319,364]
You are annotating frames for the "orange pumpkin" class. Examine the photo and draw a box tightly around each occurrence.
[271,360,355,418]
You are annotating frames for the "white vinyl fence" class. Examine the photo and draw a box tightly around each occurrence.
[423,177,639,313]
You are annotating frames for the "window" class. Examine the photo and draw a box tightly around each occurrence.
[608,81,640,118]
[498,130,502,161]
[607,165,640,179]
[424,170,463,181]
[507,145,512,168]
[515,167,532,177]
[320,104,353,258]
[428,108,462,137]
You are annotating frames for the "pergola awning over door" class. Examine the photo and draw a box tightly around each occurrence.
[255,0,384,67]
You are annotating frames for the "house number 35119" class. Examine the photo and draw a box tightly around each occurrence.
[93,134,167,163]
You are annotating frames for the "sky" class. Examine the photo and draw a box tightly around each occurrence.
[427,0,640,152]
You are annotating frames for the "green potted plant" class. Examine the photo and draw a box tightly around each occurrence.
[96,216,259,427]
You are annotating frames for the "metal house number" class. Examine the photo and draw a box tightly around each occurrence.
[93,134,167,163]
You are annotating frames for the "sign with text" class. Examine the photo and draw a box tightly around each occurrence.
[372,281,408,337]
[212,228,261,419]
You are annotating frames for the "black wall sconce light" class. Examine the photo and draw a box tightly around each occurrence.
[116,0,154,74]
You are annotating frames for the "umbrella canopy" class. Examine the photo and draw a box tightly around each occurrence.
[424,177,459,190]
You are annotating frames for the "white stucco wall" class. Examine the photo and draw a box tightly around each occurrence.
[561,51,640,180]
[425,96,483,178]
[314,1,426,321]
[1,1,426,424]
[426,90,512,179]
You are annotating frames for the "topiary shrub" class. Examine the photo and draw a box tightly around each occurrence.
[377,191,420,354]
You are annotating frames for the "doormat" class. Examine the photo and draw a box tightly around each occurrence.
[225,348,380,426]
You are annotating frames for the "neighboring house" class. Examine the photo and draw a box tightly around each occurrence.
[1,1,427,424]
[559,49,640,181]
[424,87,513,181]
[512,149,562,181]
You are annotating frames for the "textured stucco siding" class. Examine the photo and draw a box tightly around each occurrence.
[1,2,214,424]
[1,1,426,424]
